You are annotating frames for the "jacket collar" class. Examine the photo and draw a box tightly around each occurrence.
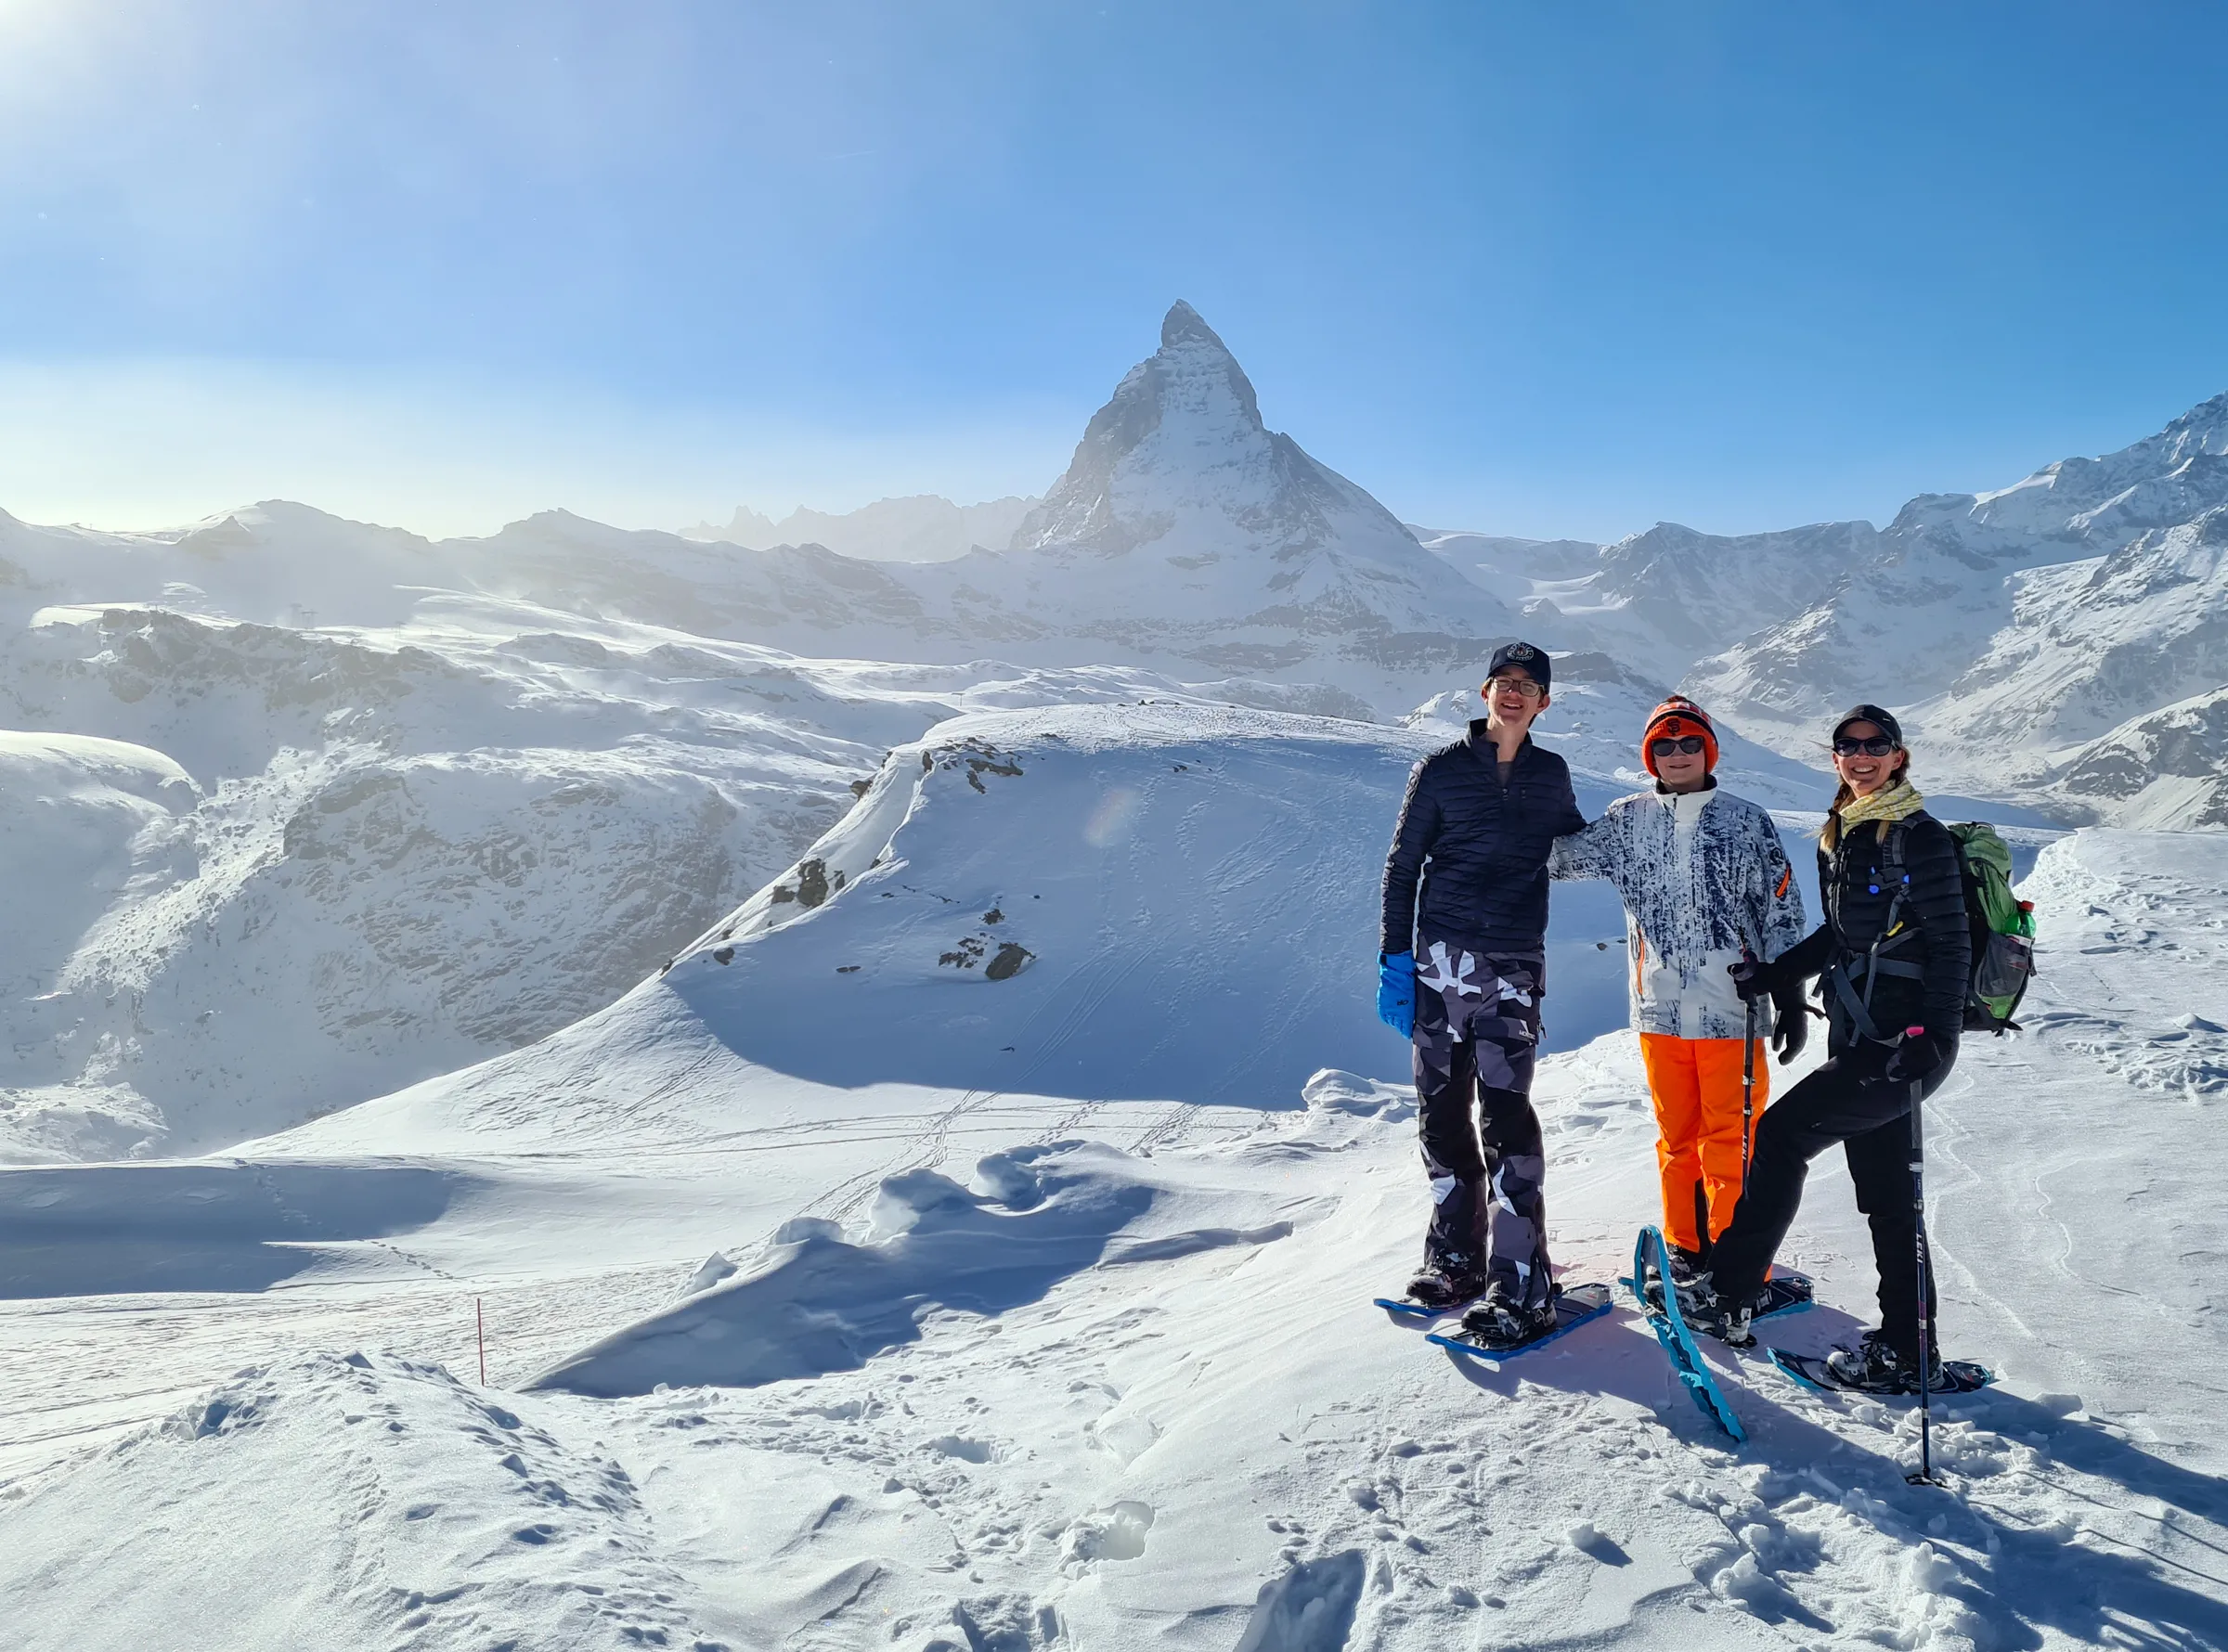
[1466,719,1533,761]
[1652,775,1718,794]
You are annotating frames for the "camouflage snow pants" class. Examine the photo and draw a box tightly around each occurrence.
[1412,940,1553,1310]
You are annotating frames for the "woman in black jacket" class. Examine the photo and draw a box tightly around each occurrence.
[1697,703,1971,1389]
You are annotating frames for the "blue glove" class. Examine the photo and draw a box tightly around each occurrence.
[1377,952,1416,1038]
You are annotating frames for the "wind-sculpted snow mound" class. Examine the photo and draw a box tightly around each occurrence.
[0,1351,721,1652]
[526,1137,1294,1397]
[662,703,1631,1105]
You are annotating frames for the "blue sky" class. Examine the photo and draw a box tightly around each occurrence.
[3,1,2225,539]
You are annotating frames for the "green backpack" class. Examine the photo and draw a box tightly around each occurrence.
[1946,822,2037,1034]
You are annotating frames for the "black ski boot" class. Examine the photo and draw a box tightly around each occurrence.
[1679,1271,1766,1348]
[1458,1286,1558,1349]
[1403,1254,1488,1312]
[1636,1245,1706,1313]
[1825,1330,1942,1394]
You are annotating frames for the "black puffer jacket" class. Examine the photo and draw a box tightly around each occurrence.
[1381,725,1586,956]
[1776,810,1971,1047]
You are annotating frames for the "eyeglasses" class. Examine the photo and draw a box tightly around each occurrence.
[1650,735,1707,757]
[1485,677,1545,701]
[1833,736,1899,757]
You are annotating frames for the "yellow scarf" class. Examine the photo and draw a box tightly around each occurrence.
[1835,777,1925,838]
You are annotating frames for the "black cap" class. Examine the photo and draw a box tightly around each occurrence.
[1486,640,1551,691]
[1832,703,1903,746]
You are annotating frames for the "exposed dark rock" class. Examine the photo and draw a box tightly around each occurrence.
[985,943,1034,982]
[795,858,831,909]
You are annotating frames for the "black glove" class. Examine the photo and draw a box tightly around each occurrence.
[1885,1026,1950,1086]
[1727,955,1780,1004]
[1768,979,1809,1065]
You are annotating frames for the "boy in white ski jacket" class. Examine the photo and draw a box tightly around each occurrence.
[1550,697,1809,1270]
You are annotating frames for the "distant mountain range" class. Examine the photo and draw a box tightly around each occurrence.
[685,495,1040,563]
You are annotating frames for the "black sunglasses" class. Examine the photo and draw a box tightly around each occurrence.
[1650,735,1707,756]
[1833,735,1899,757]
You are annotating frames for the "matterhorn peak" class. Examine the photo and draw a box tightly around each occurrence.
[1160,299,1225,350]
[999,302,1512,646]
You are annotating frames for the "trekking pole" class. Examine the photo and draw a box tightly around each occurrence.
[1741,949,1757,1200]
[1903,1030,1940,1488]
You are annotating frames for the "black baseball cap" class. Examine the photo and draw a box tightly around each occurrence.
[1485,640,1551,691]
[1832,703,1903,745]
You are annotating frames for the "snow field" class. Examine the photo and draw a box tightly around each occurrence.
[6,710,2226,1648]
[2,1349,729,1651]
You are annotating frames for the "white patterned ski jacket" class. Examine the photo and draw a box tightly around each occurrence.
[1549,782,1807,1040]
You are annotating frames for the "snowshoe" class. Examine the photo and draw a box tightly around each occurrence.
[1773,1339,1993,1397]
[1628,1227,1745,1441]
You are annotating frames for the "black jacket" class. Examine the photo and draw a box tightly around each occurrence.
[1381,724,1586,957]
[1777,810,1971,1047]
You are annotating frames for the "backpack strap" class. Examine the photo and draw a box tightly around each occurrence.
[1824,817,1923,1044]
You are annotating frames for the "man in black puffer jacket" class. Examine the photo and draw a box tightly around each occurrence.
[1379,642,1587,1345]
[1699,704,1970,1389]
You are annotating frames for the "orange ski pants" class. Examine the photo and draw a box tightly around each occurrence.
[1639,1033,1769,1254]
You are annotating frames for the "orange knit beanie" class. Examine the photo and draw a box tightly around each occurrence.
[1642,695,1719,777]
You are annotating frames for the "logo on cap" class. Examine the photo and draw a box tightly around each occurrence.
[1508,643,1535,661]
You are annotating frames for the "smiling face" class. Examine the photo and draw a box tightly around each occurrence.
[1482,666,1548,734]
[1833,719,1906,797]
[1652,737,1708,792]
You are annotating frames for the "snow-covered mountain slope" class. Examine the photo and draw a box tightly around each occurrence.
[2054,684,2228,830]
[4,706,2222,1648]
[1410,393,2228,828]
[1424,521,1868,690]
[687,494,1040,562]
[1919,507,2228,765]
[1684,395,2228,811]
[0,731,199,1013]
[5,605,1345,1163]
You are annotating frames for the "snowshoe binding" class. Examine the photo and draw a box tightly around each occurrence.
[1425,1282,1613,1362]
[1633,1258,1811,1330]
[1457,1290,1560,1350]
